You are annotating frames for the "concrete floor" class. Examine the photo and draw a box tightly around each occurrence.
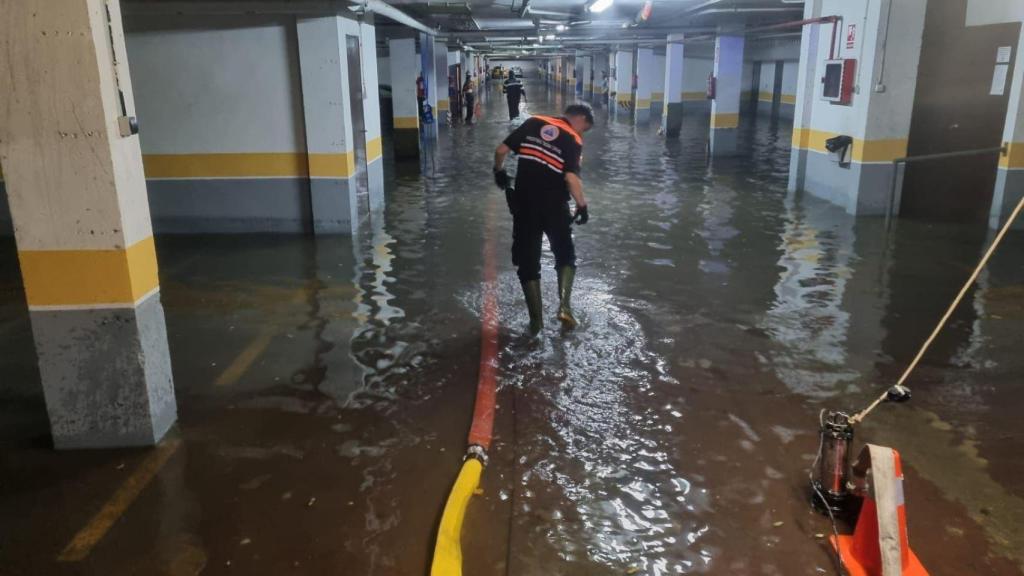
[1,84,1023,575]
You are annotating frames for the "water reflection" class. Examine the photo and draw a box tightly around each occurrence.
[763,198,859,397]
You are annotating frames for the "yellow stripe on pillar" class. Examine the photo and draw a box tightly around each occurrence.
[711,113,740,129]
[636,98,652,110]
[394,116,420,129]
[308,152,356,178]
[437,99,450,111]
[999,142,1024,169]
[781,94,797,105]
[682,91,706,101]
[791,128,909,163]
[18,236,160,309]
[367,137,383,162]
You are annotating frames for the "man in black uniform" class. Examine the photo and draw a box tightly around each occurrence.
[503,70,526,121]
[493,104,594,336]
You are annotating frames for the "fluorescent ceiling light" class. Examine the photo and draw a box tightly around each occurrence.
[545,34,556,40]
[556,24,567,31]
[587,0,613,14]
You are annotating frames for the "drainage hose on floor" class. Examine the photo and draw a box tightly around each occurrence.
[430,195,500,576]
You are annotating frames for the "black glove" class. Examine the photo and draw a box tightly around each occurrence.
[494,169,510,190]
[573,204,589,225]
[505,187,517,215]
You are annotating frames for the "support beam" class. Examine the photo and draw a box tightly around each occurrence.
[581,55,593,100]
[389,38,420,159]
[710,35,744,155]
[991,25,1024,230]
[0,0,176,448]
[297,16,359,234]
[593,52,610,107]
[662,40,686,137]
[420,32,438,139]
[613,50,633,119]
[788,0,926,215]
[635,47,656,123]
[434,40,450,125]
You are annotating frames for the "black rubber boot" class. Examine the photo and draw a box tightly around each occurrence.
[522,280,544,336]
[556,266,577,329]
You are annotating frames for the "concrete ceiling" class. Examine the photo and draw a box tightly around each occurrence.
[123,0,806,54]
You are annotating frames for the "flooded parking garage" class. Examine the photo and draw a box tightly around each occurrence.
[2,80,1024,575]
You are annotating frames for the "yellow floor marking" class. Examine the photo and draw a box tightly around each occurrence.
[213,289,308,388]
[213,329,275,387]
[58,437,182,562]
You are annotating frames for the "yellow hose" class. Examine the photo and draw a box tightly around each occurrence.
[430,458,483,576]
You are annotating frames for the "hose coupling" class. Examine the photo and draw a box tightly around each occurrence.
[465,444,489,467]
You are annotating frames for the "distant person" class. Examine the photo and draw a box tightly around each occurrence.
[416,75,426,118]
[503,70,526,120]
[462,72,476,124]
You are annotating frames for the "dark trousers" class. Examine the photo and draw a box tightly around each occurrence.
[511,192,576,283]
[464,94,475,123]
[507,95,521,120]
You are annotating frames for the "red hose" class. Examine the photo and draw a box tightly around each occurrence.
[467,195,500,451]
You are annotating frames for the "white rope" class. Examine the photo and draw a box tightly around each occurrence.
[850,191,1024,425]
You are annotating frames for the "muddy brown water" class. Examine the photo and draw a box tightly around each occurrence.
[1,83,1022,575]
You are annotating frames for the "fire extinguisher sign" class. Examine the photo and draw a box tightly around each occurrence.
[846,24,857,50]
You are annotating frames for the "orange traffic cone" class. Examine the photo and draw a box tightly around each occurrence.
[830,444,928,576]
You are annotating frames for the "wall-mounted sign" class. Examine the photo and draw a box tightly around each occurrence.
[997,46,1012,64]
[846,24,857,50]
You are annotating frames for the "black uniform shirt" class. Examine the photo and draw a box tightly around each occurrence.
[504,78,524,99]
[503,115,583,199]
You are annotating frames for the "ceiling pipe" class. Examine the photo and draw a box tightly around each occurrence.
[694,7,803,16]
[352,0,437,35]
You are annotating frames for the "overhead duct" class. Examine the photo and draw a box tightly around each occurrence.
[351,0,437,36]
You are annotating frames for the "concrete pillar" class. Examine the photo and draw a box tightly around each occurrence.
[581,56,593,99]
[710,35,744,156]
[360,22,386,213]
[298,17,360,234]
[635,47,656,123]
[992,25,1024,230]
[652,53,666,115]
[0,0,176,448]
[419,33,437,139]
[434,40,450,125]
[662,39,686,137]
[788,0,926,215]
[574,54,585,97]
[593,52,609,106]
[613,50,633,118]
[389,38,419,159]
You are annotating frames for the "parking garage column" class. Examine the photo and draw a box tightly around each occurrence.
[710,35,745,156]
[991,26,1024,230]
[0,0,176,448]
[662,36,686,137]
[581,55,593,99]
[613,50,633,119]
[593,52,609,106]
[297,17,360,233]
[419,33,438,139]
[434,40,450,126]
[635,47,656,124]
[389,38,420,159]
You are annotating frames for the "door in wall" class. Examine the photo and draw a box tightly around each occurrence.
[346,35,371,220]
[900,0,1021,222]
